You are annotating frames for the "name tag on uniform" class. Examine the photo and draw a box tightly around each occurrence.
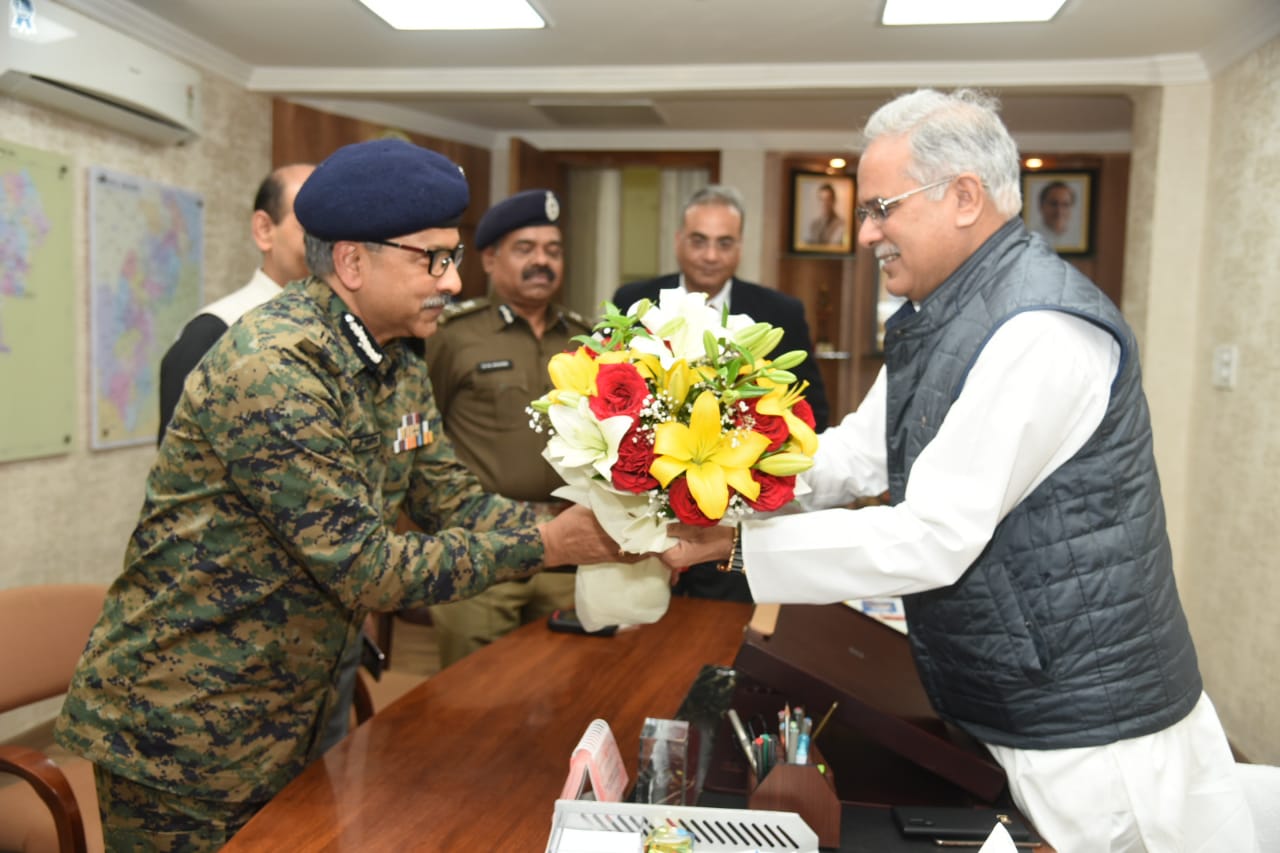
[477,359,513,373]
[393,412,433,453]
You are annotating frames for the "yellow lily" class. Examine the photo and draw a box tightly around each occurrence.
[650,390,770,520]
[756,379,819,457]
[629,351,666,383]
[660,359,699,410]
[595,348,634,366]
[547,348,598,398]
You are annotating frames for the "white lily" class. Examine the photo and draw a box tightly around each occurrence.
[543,397,632,481]
[634,290,737,364]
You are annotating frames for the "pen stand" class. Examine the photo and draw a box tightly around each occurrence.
[747,748,840,849]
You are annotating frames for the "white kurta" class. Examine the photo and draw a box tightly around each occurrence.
[741,309,1257,853]
[745,309,1117,602]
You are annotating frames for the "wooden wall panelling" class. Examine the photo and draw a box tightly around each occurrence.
[271,99,493,301]
[773,154,866,425]
[509,136,566,198]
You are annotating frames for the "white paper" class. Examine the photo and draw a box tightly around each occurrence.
[574,556,671,633]
[551,828,642,853]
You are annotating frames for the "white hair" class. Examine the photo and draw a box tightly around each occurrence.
[862,88,1022,218]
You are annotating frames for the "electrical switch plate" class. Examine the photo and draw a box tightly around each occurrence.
[1211,344,1238,390]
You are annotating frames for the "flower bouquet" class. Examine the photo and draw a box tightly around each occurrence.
[528,289,820,631]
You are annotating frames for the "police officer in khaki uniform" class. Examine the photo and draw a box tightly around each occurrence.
[425,189,591,667]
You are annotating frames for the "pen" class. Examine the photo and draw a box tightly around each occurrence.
[727,708,759,776]
[795,732,810,765]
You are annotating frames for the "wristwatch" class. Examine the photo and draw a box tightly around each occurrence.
[716,525,745,574]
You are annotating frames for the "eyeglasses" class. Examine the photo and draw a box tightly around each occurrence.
[371,240,464,277]
[683,234,739,252]
[854,176,956,224]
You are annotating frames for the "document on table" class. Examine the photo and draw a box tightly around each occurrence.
[844,597,908,634]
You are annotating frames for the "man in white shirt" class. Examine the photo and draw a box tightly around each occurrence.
[662,89,1256,853]
[158,163,314,439]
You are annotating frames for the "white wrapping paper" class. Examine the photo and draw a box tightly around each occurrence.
[550,476,674,633]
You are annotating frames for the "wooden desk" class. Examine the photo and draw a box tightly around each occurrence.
[222,596,753,852]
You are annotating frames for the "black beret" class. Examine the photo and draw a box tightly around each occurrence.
[474,189,561,251]
[294,138,470,242]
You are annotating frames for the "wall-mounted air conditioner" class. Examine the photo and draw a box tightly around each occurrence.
[0,0,201,145]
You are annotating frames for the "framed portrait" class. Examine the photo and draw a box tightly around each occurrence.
[790,171,855,255]
[1021,170,1095,255]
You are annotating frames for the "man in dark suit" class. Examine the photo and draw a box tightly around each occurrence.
[612,184,829,602]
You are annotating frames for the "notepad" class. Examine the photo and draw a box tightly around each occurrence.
[560,719,628,803]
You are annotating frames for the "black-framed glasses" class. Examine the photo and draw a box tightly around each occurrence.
[854,176,956,224]
[371,240,464,277]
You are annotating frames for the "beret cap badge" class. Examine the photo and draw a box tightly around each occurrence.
[474,188,562,251]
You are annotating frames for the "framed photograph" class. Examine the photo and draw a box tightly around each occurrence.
[790,171,855,254]
[1021,170,1095,255]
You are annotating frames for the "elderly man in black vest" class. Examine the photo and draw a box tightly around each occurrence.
[661,89,1256,853]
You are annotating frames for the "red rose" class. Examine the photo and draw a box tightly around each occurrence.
[737,397,789,452]
[590,362,649,420]
[666,477,718,527]
[791,398,816,430]
[612,425,659,493]
[746,472,796,512]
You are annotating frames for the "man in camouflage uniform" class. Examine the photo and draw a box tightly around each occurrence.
[424,189,592,667]
[54,140,627,852]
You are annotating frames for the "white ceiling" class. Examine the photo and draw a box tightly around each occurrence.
[57,0,1280,147]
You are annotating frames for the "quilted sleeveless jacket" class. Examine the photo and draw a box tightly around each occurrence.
[885,219,1202,748]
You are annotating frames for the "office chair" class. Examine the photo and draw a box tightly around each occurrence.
[0,584,108,853]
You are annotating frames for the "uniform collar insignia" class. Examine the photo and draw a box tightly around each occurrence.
[340,312,385,369]
[497,304,516,325]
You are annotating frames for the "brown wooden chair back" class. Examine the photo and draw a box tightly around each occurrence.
[0,583,108,853]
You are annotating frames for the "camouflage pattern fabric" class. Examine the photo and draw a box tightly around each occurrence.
[93,764,264,852]
[56,277,542,803]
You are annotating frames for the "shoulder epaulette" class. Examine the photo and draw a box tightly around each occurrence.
[563,307,594,332]
[440,296,490,325]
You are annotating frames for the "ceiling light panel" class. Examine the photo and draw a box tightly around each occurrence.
[357,0,546,30]
[882,0,1068,26]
